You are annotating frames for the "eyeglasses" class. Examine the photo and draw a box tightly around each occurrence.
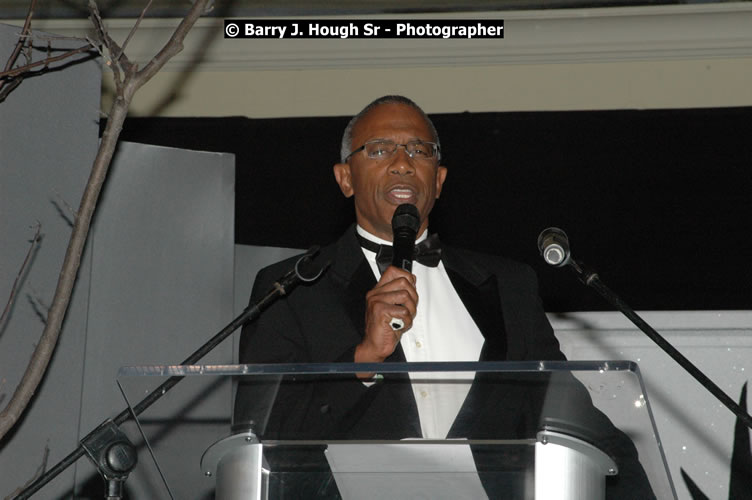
[345,139,440,163]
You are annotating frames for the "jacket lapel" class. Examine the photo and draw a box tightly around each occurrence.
[326,226,416,437]
[442,248,507,438]
[328,226,407,362]
[442,247,508,361]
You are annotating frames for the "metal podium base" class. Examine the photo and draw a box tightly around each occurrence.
[535,430,618,500]
[201,431,267,500]
[202,430,617,500]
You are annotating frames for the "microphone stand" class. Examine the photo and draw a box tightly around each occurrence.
[563,257,752,430]
[15,248,328,499]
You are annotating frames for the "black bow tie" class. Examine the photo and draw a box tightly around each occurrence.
[357,233,442,274]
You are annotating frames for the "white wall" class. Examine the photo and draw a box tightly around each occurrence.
[24,2,752,118]
[552,311,752,500]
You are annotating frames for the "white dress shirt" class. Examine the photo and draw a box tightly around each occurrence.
[356,225,486,438]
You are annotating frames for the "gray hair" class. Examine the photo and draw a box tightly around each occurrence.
[339,95,441,163]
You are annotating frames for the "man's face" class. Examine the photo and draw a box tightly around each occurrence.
[333,103,448,241]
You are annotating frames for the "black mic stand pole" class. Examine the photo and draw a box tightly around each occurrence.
[565,257,752,430]
[15,248,328,499]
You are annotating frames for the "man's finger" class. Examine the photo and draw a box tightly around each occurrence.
[378,265,416,285]
[368,281,418,307]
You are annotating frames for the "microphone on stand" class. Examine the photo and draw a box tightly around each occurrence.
[15,248,330,499]
[537,227,571,267]
[537,227,752,430]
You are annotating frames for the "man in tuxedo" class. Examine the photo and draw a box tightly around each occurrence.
[234,95,654,497]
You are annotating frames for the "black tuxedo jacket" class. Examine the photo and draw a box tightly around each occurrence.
[234,226,655,498]
[236,226,562,434]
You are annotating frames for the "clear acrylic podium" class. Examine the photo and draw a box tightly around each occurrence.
[116,361,676,499]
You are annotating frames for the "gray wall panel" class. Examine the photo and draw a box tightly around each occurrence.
[76,142,235,496]
[232,244,302,364]
[0,23,100,498]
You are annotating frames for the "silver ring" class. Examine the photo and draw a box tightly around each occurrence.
[390,317,405,331]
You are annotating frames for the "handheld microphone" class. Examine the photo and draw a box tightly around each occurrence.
[391,203,420,272]
[389,204,420,331]
[538,227,571,267]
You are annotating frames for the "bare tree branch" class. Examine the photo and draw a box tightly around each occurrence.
[26,34,90,43]
[2,0,36,71]
[26,285,50,325]
[133,0,209,89]
[0,76,22,103]
[0,223,42,333]
[120,0,154,59]
[0,45,94,80]
[88,0,135,75]
[51,190,78,227]
[87,0,111,53]
[0,0,212,441]
[4,443,50,500]
[87,1,127,91]
[0,0,37,96]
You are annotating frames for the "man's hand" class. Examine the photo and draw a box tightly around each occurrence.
[354,266,418,366]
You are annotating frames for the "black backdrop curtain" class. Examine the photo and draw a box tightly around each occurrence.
[117,107,752,312]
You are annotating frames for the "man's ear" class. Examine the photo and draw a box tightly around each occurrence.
[435,165,448,199]
[333,163,354,198]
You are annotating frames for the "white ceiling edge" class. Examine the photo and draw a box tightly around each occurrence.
[12,2,752,71]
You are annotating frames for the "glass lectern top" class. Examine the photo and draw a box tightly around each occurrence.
[116,361,675,499]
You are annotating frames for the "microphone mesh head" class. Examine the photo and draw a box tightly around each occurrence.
[391,203,420,232]
[538,227,571,267]
[544,245,567,266]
